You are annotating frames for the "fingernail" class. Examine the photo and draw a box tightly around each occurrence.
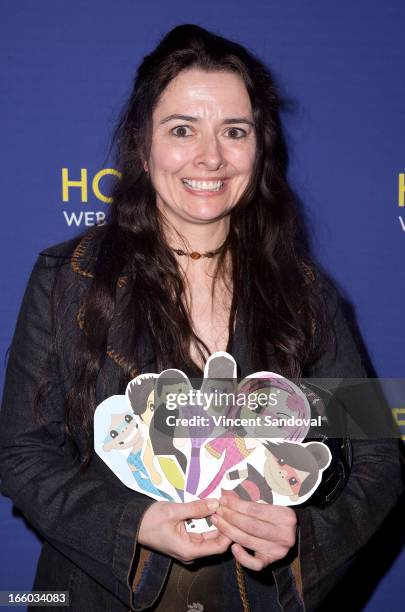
[207,500,219,511]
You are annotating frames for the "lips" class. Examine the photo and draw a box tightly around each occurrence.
[181,178,226,193]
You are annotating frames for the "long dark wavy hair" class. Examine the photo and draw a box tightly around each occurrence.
[63,24,330,462]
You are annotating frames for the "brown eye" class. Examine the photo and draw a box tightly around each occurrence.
[278,458,286,466]
[110,430,118,438]
[125,414,133,423]
[171,125,192,138]
[289,477,298,486]
[226,127,247,139]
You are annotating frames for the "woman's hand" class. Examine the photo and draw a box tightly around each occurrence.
[138,499,232,563]
[210,492,297,571]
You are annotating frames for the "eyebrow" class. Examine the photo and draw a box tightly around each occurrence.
[159,114,254,127]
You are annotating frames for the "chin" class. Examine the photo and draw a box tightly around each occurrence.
[182,203,231,223]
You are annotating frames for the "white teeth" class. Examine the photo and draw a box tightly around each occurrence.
[182,179,224,191]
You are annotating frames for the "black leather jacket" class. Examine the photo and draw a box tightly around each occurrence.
[0,234,402,611]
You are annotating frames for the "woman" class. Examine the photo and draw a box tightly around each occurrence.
[0,24,401,612]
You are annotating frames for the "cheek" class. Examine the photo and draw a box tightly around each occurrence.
[264,455,277,480]
[267,454,278,470]
[226,144,256,174]
[149,142,189,175]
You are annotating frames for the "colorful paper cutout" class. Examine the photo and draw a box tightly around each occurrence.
[94,351,332,531]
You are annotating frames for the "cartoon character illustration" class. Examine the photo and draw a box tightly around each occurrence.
[126,373,162,486]
[240,373,311,442]
[199,432,254,499]
[197,382,256,498]
[96,354,330,511]
[226,440,331,504]
[198,371,309,499]
[183,353,237,495]
[148,369,190,500]
[103,411,173,501]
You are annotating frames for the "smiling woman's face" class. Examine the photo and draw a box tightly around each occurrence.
[146,68,257,226]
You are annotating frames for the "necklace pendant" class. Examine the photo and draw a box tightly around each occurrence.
[190,251,201,260]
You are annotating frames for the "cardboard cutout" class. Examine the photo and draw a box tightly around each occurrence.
[94,351,332,531]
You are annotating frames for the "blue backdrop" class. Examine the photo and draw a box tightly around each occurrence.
[1,1,404,609]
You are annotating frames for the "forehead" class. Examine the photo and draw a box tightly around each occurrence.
[153,68,253,119]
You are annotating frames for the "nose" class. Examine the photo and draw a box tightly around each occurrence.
[195,134,225,171]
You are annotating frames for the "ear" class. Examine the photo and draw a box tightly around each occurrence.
[306,442,331,471]
[143,160,149,173]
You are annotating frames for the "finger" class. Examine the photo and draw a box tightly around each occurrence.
[201,528,224,541]
[220,494,297,527]
[210,513,290,560]
[231,543,266,571]
[179,532,231,562]
[173,499,219,521]
[187,531,205,543]
[217,505,274,541]
[217,504,296,547]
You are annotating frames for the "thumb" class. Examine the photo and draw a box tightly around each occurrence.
[173,498,219,521]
